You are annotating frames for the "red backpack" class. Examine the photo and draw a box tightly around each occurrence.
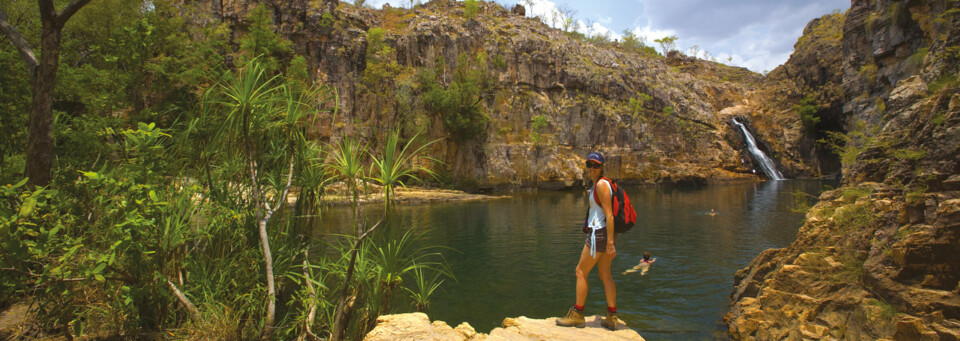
[591,177,637,233]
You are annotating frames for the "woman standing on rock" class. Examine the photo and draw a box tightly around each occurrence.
[556,151,619,330]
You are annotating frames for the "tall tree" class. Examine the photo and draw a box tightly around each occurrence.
[0,0,93,187]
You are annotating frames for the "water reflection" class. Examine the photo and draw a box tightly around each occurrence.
[312,180,833,340]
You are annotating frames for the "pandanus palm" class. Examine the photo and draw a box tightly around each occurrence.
[203,57,329,340]
[367,130,439,210]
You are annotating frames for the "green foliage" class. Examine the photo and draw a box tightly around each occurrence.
[791,189,816,214]
[654,35,678,55]
[932,111,947,126]
[905,183,928,205]
[833,252,865,284]
[585,32,613,45]
[368,130,439,208]
[404,261,446,312]
[892,148,926,161]
[928,72,959,94]
[859,63,879,84]
[361,27,402,93]
[237,4,293,73]
[909,48,929,67]
[464,0,480,19]
[329,136,369,206]
[793,95,821,132]
[420,53,494,142]
[840,186,872,203]
[320,11,336,30]
[628,93,651,118]
[867,299,899,322]
[795,10,845,52]
[821,119,879,166]
[1,1,461,338]
[620,30,658,56]
[529,115,549,144]
[0,49,30,170]
[342,227,453,338]
[834,202,875,230]
[662,106,675,116]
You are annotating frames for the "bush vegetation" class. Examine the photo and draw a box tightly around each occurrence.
[793,95,821,133]
[0,1,454,339]
[420,53,495,143]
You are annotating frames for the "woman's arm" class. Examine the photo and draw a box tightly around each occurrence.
[598,180,616,255]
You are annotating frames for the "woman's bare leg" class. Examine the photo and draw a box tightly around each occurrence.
[575,245,600,307]
[597,252,616,309]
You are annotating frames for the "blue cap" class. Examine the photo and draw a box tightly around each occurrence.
[586,152,605,164]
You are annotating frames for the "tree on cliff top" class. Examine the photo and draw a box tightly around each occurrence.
[0,0,94,187]
[654,35,678,56]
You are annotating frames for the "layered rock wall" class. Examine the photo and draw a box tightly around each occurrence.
[192,0,766,189]
[727,0,960,339]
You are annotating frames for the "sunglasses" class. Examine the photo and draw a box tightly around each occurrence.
[585,161,602,169]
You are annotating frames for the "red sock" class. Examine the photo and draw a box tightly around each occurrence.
[607,306,617,313]
[573,304,584,311]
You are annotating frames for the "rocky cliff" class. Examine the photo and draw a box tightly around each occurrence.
[727,0,960,339]
[193,0,770,190]
[739,11,847,178]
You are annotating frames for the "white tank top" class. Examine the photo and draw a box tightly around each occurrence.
[587,179,612,229]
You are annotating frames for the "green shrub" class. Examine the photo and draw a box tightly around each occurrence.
[662,106,675,115]
[628,94,651,118]
[793,95,821,132]
[237,4,293,72]
[909,48,929,67]
[791,189,817,213]
[464,0,479,19]
[420,53,494,142]
[905,183,928,205]
[875,97,886,115]
[833,252,865,284]
[840,186,872,203]
[928,73,959,94]
[859,63,878,84]
[530,115,548,144]
[892,148,926,161]
[834,203,875,231]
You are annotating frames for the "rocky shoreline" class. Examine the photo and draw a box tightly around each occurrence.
[726,0,960,338]
[364,313,643,341]
[317,185,512,205]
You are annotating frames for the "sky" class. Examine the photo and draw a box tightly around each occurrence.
[363,0,850,73]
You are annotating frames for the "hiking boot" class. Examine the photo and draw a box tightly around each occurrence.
[555,307,585,328]
[601,311,618,331]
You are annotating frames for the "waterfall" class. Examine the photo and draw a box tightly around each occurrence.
[732,118,785,180]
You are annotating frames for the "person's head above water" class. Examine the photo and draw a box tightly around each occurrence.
[643,252,651,261]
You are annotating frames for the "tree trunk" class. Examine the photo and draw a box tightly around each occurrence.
[259,214,276,340]
[331,218,382,341]
[1,0,93,188]
[24,23,61,187]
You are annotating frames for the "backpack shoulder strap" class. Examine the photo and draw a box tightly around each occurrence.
[593,177,613,205]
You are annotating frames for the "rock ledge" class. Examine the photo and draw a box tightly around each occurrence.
[364,313,644,340]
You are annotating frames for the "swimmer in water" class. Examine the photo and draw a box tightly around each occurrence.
[708,209,718,216]
[622,252,656,276]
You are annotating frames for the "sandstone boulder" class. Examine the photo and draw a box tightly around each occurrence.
[364,313,644,341]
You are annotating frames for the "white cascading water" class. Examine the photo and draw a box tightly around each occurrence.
[732,118,785,181]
